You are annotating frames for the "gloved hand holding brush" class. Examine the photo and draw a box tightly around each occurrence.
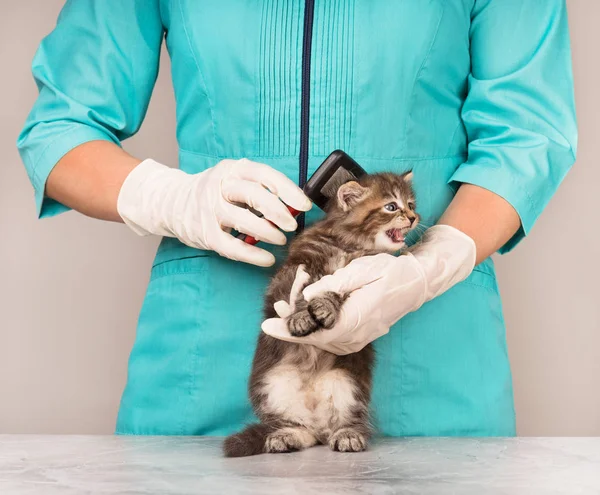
[117,158,312,267]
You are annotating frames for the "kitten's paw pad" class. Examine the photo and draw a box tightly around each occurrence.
[308,292,344,329]
[287,309,318,337]
[265,432,303,453]
[329,428,368,452]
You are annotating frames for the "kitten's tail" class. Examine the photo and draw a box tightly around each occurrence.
[223,423,272,457]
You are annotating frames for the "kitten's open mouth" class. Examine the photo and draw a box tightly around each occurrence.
[385,228,405,243]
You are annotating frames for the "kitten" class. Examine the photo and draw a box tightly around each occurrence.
[223,172,418,457]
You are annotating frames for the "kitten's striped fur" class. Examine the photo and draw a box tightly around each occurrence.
[223,172,418,457]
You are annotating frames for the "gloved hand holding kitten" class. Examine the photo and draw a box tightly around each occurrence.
[262,224,476,355]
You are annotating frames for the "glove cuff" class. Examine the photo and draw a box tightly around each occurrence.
[422,224,476,267]
[117,159,182,237]
[411,224,477,300]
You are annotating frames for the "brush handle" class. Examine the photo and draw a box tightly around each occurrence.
[238,206,301,245]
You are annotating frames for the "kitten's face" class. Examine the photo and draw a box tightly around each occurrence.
[334,172,419,253]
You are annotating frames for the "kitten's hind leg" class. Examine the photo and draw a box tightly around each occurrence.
[329,425,369,452]
[265,426,318,453]
[308,291,348,329]
[323,353,373,453]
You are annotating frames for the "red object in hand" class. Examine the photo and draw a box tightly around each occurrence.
[241,205,301,245]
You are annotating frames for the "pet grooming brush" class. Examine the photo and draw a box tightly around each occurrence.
[239,150,367,244]
[303,149,367,211]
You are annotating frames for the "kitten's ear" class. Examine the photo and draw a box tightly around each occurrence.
[337,181,369,211]
[403,171,414,182]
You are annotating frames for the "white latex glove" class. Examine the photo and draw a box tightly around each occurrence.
[117,158,312,267]
[261,225,476,354]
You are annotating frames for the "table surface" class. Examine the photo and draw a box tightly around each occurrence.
[0,436,599,494]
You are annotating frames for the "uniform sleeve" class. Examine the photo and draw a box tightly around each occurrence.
[449,0,577,253]
[17,0,164,218]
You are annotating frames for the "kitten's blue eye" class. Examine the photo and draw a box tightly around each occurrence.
[384,203,398,212]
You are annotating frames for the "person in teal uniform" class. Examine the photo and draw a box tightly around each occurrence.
[18,1,577,436]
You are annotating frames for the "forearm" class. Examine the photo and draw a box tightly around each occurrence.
[45,141,141,222]
[438,184,521,265]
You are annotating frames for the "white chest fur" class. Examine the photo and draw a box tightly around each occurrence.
[260,361,359,438]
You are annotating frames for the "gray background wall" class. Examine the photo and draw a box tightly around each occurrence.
[0,1,598,435]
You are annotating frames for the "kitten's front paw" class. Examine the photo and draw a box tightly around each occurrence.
[287,309,318,337]
[328,428,368,452]
[308,292,344,329]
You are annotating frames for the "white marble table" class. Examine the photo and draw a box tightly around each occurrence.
[0,436,598,494]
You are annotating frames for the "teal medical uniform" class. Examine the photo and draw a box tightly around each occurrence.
[18,1,577,436]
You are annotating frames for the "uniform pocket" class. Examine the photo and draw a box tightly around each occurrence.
[117,248,275,435]
[117,255,212,435]
[150,253,211,280]
[373,266,515,437]
[463,260,499,294]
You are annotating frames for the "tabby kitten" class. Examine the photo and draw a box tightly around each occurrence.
[223,172,418,457]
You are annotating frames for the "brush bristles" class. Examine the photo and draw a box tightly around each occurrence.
[320,167,359,200]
